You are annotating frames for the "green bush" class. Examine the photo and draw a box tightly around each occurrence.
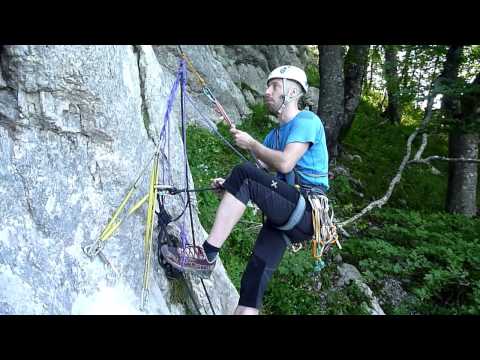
[341,208,480,315]
[305,63,320,88]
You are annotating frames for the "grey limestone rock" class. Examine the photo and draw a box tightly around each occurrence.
[0,45,239,315]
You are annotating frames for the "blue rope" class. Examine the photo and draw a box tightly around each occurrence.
[158,61,184,186]
[180,60,216,315]
[179,60,191,264]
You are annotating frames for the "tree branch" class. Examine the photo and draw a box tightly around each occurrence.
[413,133,428,160]
[408,156,480,165]
[337,80,441,228]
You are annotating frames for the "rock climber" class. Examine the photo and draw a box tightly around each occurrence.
[162,65,329,315]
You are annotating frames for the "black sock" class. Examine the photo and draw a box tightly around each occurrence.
[203,241,220,262]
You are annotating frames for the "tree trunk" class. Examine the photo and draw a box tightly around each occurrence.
[367,48,374,91]
[341,45,369,141]
[317,45,345,161]
[400,45,412,91]
[382,45,401,123]
[442,46,479,217]
[364,46,373,93]
[446,131,478,216]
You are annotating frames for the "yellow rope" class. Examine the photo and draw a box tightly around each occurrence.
[141,152,159,309]
[180,51,206,88]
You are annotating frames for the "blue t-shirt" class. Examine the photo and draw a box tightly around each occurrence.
[263,110,329,190]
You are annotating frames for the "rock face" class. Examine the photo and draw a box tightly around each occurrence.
[336,263,385,315]
[152,45,250,125]
[151,45,315,123]
[0,45,238,314]
[213,45,311,106]
[0,45,315,315]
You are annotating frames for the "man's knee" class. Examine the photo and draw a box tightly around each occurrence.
[223,162,261,204]
[229,161,258,181]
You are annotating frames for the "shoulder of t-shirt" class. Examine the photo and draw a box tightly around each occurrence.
[292,110,323,128]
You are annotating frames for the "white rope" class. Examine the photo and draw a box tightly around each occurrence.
[308,194,341,260]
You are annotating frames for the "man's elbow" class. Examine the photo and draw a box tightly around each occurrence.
[278,160,295,174]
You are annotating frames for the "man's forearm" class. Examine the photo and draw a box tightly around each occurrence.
[250,140,286,173]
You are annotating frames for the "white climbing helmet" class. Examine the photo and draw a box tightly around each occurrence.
[267,65,309,93]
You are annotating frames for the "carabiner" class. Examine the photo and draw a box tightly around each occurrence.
[155,184,177,195]
[203,87,216,103]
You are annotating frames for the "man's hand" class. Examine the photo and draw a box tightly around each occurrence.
[211,177,225,199]
[230,128,255,151]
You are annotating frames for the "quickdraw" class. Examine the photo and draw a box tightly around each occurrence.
[179,47,234,128]
[82,153,156,282]
[179,46,264,169]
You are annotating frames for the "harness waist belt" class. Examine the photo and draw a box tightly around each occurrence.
[275,194,306,231]
[300,184,327,196]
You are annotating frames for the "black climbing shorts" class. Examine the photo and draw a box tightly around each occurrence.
[222,161,316,310]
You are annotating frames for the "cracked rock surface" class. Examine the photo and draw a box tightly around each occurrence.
[0,45,240,314]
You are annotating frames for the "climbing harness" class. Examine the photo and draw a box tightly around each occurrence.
[274,186,341,272]
[275,193,306,232]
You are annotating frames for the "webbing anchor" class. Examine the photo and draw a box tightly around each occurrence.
[83,241,119,285]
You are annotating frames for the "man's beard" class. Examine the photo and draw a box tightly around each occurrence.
[264,98,282,115]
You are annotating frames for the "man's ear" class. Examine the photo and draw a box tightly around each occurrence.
[288,86,298,98]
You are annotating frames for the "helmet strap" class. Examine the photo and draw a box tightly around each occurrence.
[274,78,303,116]
[273,78,287,115]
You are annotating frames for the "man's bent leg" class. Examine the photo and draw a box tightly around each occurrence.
[205,161,295,250]
[207,192,246,249]
[161,162,305,280]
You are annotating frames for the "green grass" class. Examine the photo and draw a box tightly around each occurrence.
[186,96,480,315]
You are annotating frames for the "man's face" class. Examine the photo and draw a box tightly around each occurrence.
[264,78,284,114]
